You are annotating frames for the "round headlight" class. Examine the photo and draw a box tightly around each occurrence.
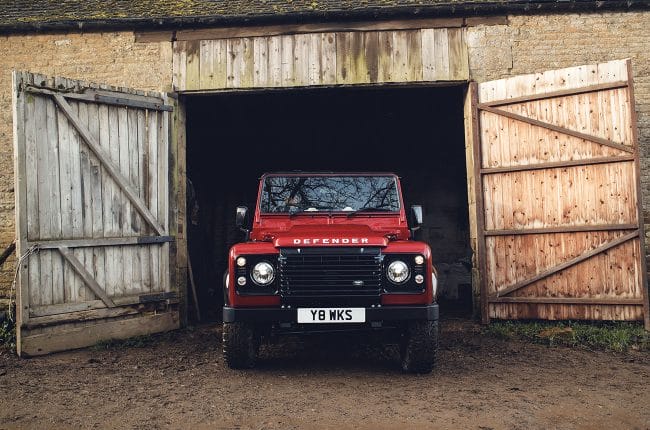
[387,260,410,284]
[251,262,275,285]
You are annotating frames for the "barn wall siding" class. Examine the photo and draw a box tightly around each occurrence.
[0,11,649,314]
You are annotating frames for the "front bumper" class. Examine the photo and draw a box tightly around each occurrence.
[223,303,438,323]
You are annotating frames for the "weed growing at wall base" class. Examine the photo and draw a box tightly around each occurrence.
[485,320,649,352]
[0,316,15,353]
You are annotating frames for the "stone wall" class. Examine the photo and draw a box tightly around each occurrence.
[0,31,172,310]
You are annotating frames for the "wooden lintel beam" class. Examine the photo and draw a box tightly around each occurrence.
[478,105,635,154]
[480,155,636,175]
[58,246,115,308]
[28,236,174,250]
[174,18,464,41]
[480,80,628,108]
[485,224,639,237]
[496,231,639,297]
[488,297,644,305]
[52,94,166,236]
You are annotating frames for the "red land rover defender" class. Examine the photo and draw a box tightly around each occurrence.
[222,173,439,373]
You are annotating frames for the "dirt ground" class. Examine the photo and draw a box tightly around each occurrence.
[0,318,648,430]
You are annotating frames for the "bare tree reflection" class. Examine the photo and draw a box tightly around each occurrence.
[261,176,400,213]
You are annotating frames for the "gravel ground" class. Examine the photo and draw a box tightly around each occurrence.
[0,318,648,430]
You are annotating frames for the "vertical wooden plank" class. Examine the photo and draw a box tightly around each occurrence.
[350,32,370,84]
[86,93,105,302]
[308,33,322,86]
[68,96,85,303]
[49,93,65,305]
[227,38,241,88]
[198,40,213,89]
[377,31,393,83]
[268,35,283,87]
[281,35,295,87]
[405,30,423,82]
[241,38,254,88]
[13,72,30,327]
[127,108,142,294]
[138,109,151,292]
[158,100,170,292]
[36,94,53,305]
[100,101,115,299]
[147,110,160,291]
[253,37,269,87]
[421,28,437,82]
[336,32,352,84]
[293,33,310,87]
[185,40,200,91]
[174,41,188,92]
[433,29,450,81]
[320,33,337,85]
[391,31,410,83]
[448,28,469,81]
[25,81,41,308]
[117,106,132,297]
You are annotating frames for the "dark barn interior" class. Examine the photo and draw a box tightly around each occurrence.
[186,85,471,320]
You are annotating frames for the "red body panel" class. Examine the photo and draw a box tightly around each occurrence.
[228,173,435,308]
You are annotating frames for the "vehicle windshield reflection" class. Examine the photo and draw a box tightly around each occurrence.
[260,175,401,214]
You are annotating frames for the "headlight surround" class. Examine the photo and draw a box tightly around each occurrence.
[251,261,275,285]
[386,260,410,284]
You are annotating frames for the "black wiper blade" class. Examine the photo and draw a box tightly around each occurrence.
[346,207,387,217]
[288,208,321,218]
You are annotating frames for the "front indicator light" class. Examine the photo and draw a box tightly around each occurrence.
[236,257,247,267]
[415,274,424,284]
[237,276,247,286]
[387,260,410,284]
[251,262,275,285]
[414,255,424,265]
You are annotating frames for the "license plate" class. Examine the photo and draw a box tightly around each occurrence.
[297,308,366,323]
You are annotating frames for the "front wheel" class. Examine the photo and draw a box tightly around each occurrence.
[222,322,259,369]
[400,320,438,374]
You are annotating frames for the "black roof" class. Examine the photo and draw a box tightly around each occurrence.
[1,1,648,34]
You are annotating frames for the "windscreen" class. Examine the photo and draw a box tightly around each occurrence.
[260,175,401,214]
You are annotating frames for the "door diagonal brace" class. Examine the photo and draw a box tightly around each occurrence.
[58,246,115,308]
[52,94,165,235]
[493,231,639,298]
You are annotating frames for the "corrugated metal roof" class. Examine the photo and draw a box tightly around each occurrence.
[0,1,647,33]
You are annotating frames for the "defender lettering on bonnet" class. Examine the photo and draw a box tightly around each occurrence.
[292,238,370,245]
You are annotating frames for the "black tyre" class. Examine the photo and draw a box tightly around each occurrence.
[223,322,259,369]
[400,320,438,374]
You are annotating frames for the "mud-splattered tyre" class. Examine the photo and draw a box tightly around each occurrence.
[223,322,259,369]
[400,320,438,374]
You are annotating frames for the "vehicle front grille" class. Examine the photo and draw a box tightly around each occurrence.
[279,247,382,306]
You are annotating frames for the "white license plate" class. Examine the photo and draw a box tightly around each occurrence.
[297,308,366,323]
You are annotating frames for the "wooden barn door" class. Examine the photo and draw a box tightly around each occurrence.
[12,72,179,356]
[469,59,649,328]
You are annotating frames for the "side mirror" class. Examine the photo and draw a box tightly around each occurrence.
[235,206,250,241]
[410,205,423,238]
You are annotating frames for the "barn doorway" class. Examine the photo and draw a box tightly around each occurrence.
[185,85,470,320]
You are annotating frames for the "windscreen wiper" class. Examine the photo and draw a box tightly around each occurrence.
[346,207,387,217]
